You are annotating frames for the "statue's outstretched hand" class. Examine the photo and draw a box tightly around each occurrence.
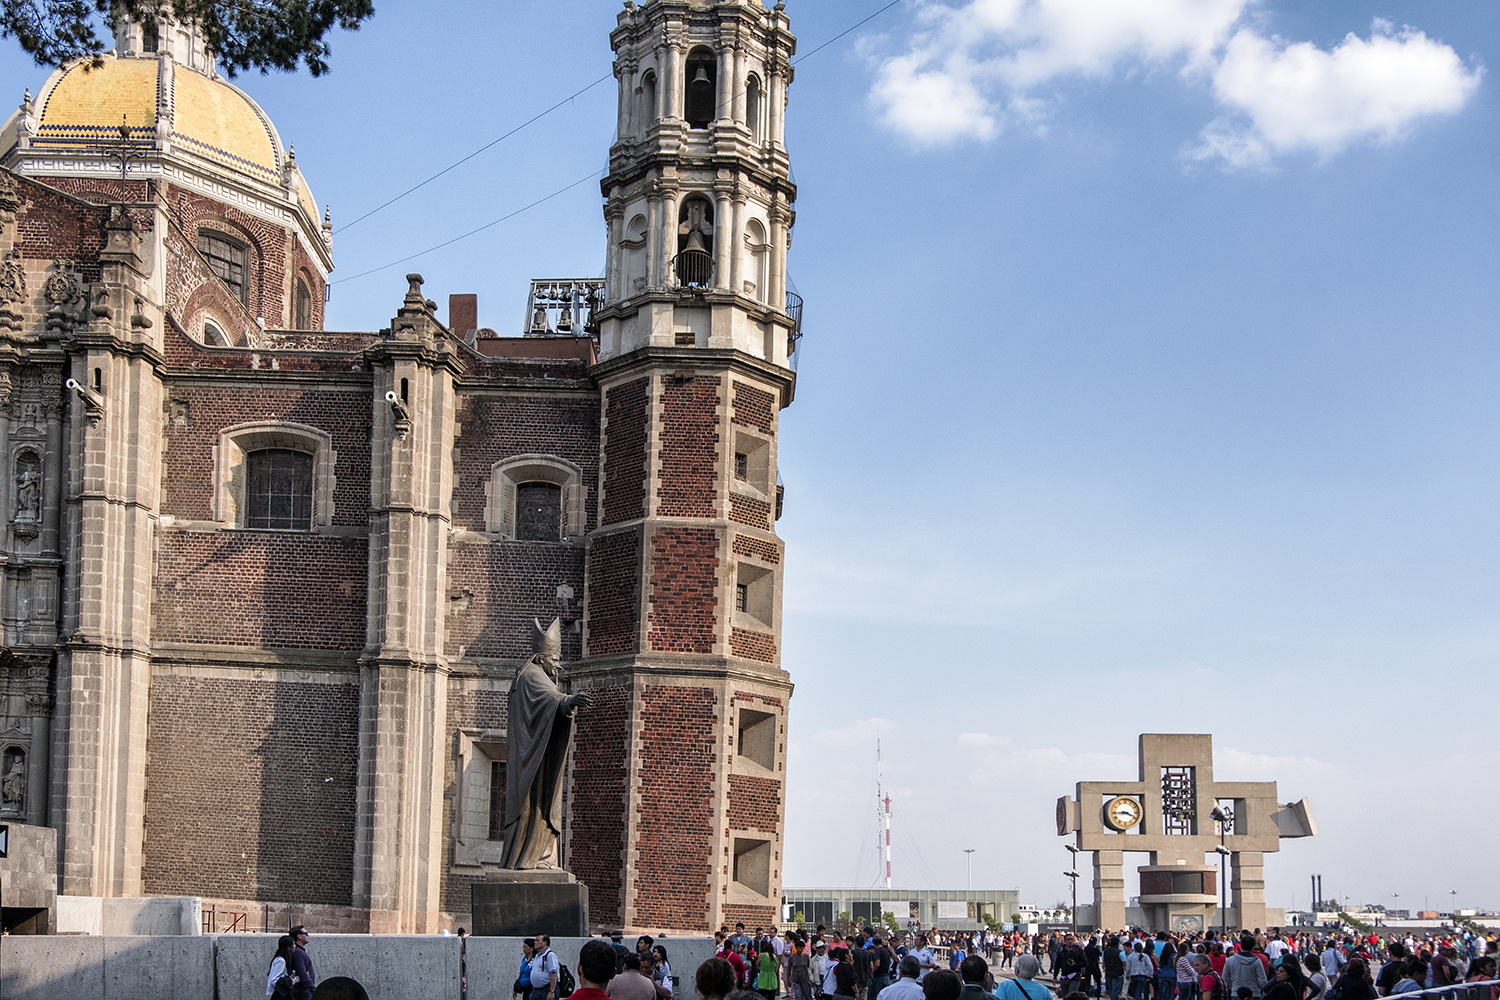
[565,691,593,712]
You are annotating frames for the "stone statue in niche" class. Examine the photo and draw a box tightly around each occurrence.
[499,617,591,869]
[15,452,41,522]
[1,749,24,812]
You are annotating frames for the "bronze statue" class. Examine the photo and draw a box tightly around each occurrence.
[499,617,591,869]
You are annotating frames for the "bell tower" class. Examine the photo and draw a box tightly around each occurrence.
[568,0,800,932]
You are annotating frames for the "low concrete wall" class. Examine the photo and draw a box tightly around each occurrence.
[466,937,719,1000]
[0,932,719,1000]
[55,895,200,936]
[0,822,57,933]
[0,935,214,1000]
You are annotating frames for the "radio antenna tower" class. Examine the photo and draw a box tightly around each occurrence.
[878,739,892,889]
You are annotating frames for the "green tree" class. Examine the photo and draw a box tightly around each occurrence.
[793,910,807,927]
[1,0,375,76]
[882,911,900,936]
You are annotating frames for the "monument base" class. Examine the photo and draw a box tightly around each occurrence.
[472,870,589,937]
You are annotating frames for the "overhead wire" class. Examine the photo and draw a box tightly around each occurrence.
[329,0,909,286]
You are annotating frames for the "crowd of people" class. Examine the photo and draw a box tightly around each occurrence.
[500,923,1500,1000]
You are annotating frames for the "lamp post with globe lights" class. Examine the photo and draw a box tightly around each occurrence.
[1065,843,1080,936]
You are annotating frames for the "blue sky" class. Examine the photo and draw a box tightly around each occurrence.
[6,0,1497,915]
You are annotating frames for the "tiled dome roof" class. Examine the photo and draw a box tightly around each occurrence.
[32,54,283,185]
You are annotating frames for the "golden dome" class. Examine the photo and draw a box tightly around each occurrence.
[33,55,282,184]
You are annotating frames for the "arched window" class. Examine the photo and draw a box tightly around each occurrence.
[676,198,715,287]
[197,229,248,305]
[488,455,585,540]
[684,48,717,129]
[203,319,230,346]
[743,219,769,302]
[142,21,159,53]
[294,276,312,329]
[215,422,336,529]
[640,71,658,132]
[746,75,763,143]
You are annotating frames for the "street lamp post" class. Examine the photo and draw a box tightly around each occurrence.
[1065,844,1081,936]
[1210,805,1232,939]
[965,849,975,892]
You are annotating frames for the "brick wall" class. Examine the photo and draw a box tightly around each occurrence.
[729,628,776,663]
[160,385,371,525]
[634,685,717,930]
[585,530,640,657]
[143,674,359,905]
[647,527,719,654]
[152,532,368,649]
[13,175,107,281]
[722,903,777,929]
[602,378,649,525]
[568,680,632,926]
[451,392,601,533]
[657,377,720,517]
[729,493,771,530]
[732,534,780,564]
[446,540,585,661]
[730,382,775,435]
[727,774,781,833]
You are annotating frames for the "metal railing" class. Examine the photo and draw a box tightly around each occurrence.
[674,248,714,288]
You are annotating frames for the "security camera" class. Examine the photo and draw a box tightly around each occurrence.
[384,389,410,422]
[64,378,104,410]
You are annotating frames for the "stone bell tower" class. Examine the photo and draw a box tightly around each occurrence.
[567,0,800,932]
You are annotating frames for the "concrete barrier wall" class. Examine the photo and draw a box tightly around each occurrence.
[55,895,200,936]
[0,935,214,1000]
[0,933,719,1000]
[467,937,719,1000]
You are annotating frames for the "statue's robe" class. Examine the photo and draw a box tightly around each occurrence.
[499,657,574,869]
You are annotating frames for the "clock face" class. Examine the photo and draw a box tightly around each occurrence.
[1104,795,1143,831]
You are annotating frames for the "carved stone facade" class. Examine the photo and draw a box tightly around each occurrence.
[0,0,799,934]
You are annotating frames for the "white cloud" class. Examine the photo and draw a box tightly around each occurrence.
[958,731,1012,747]
[1189,23,1484,168]
[870,1,1481,164]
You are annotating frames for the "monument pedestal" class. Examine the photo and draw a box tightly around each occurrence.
[472,870,589,937]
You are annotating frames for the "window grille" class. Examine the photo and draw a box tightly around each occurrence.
[245,449,313,529]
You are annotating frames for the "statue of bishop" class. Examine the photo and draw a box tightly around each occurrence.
[500,617,591,869]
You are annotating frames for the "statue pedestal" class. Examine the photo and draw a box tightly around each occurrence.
[472,870,589,937]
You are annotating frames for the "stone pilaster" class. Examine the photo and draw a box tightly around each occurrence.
[1093,849,1126,930]
[52,204,164,896]
[1231,851,1266,931]
[352,274,456,933]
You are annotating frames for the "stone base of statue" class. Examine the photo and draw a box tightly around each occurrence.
[472,869,588,937]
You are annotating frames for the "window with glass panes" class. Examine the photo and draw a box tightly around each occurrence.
[245,449,313,529]
[197,231,247,304]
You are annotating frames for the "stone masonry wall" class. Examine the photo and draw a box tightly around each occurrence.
[152,532,368,649]
[647,527,719,654]
[143,674,359,905]
[165,183,292,327]
[602,378,649,525]
[656,377,720,518]
[445,540,585,662]
[451,391,600,533]
[160,385,371,525]
[727,774,781,832]
[634,685,717,930]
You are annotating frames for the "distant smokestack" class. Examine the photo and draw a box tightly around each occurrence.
[449,294,477,337]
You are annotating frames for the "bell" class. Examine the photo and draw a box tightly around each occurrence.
[690,65,712,94]
[684,229,709,253]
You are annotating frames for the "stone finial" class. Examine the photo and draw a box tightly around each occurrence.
[21,88,31,113]
[404,273,425,306]
[287,144,296,161]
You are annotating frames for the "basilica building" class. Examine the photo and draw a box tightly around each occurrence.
[0,0,798,934]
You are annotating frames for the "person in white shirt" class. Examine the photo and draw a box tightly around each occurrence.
[913,936,937,982]
[1266,937,1286,962]
[881,957,926,1000]
[266,936,297,998]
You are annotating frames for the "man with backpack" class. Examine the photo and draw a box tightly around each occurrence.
[531,935,564,1000]
[1192,955,1224,1000]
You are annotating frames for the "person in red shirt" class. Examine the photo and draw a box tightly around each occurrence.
[574,940,622,1000]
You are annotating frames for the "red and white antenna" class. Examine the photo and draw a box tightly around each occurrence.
[878,738,892,889]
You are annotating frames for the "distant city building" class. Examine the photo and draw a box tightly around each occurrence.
[783,888,1022,931]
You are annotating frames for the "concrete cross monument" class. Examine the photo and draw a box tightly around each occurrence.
[1056,734,1316,934]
